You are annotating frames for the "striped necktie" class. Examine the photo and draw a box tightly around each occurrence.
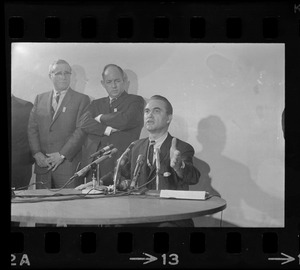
[109,98,117,112]
[52,93,60,116]
[55,93,60,104]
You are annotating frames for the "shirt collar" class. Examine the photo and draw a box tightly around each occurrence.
[53,87,69,97]
[109,96,116,102]
[108,90,126,102]
[149,132,169,149]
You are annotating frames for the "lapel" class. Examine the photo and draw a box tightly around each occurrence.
[51,88,73,126]
[94,97,110,115]
[47,91,53,121]
[105,97,111,112]
[159,133,172,166]
[115,91,127,106]
[110,91,127,111]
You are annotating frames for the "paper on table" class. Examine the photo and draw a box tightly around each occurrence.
[160,190,209,200]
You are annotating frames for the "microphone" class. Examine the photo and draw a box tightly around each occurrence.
[113,141,136,193]
[133,154,144,177]
[130,154,144,189]
[154,147,160,171]
[120,141,136,159]
[73,148,118,178]
[116,141,135,167]
[90,144,114,159]
[154,147,160,190]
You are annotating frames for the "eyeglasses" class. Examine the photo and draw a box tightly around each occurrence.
[52,71,72,77]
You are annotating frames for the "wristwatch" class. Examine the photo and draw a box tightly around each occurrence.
[60,154,66,160]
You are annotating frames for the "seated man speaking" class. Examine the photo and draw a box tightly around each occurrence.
[76,95,200,226]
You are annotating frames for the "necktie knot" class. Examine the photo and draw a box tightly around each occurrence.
[55,93,60,103]
[110,98,117,104]
[51,93,60,117]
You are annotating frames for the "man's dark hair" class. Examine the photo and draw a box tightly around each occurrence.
[150,95,173,115]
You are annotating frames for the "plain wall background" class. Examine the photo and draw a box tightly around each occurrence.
[11,43,285,227]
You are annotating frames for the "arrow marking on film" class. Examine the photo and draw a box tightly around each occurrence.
[268,253,295,265]
[130,253,158,265]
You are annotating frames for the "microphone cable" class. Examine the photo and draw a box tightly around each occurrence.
[127,175,157,194]
[13,161,81,193]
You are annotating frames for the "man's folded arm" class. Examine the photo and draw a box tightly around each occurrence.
[100,97,145,130]
[79,109,108,136]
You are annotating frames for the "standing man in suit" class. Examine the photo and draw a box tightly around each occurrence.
[11,95,34,189]
[80,64,144,180]
[28,59,90,188]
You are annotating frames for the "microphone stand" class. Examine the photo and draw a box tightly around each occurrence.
[93,149,113,187]
[155,168,160,190]
[154,148,160,190]
[80,149,118,195]
[91,163,97,189]
[112,142,135,194]
[97,164,100,186]
[130,155,144,190]
[71,149,117,181]
[113,156,122,194]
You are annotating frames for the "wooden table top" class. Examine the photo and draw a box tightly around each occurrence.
[11,189,226,225]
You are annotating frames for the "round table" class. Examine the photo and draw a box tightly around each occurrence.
[11,189,226,226]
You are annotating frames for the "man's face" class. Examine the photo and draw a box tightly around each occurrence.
[144,99,172,133]
[49,63,72,92]
[101,67,125,98]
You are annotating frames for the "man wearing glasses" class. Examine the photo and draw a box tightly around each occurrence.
[27,59,90,189]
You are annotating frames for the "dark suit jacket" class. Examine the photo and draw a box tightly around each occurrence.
[11,96,34,188]
[27,88,90,176]
[80,91,144,177]
[101,133,200,227]
[11,96,34,166]
[123,133,200,190]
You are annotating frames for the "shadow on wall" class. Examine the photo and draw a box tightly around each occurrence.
[124,69,139,95]
[123,69,147,139]
[191,115,284,227]
[70,65,88,94]
[168,115,189,142]
[138,96,149,139]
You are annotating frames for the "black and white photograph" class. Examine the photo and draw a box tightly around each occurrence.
[11,42,284,228]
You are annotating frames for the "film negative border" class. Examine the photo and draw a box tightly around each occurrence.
[4,1,300,41]
[10,228,300,268]
[6,0,300,269]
